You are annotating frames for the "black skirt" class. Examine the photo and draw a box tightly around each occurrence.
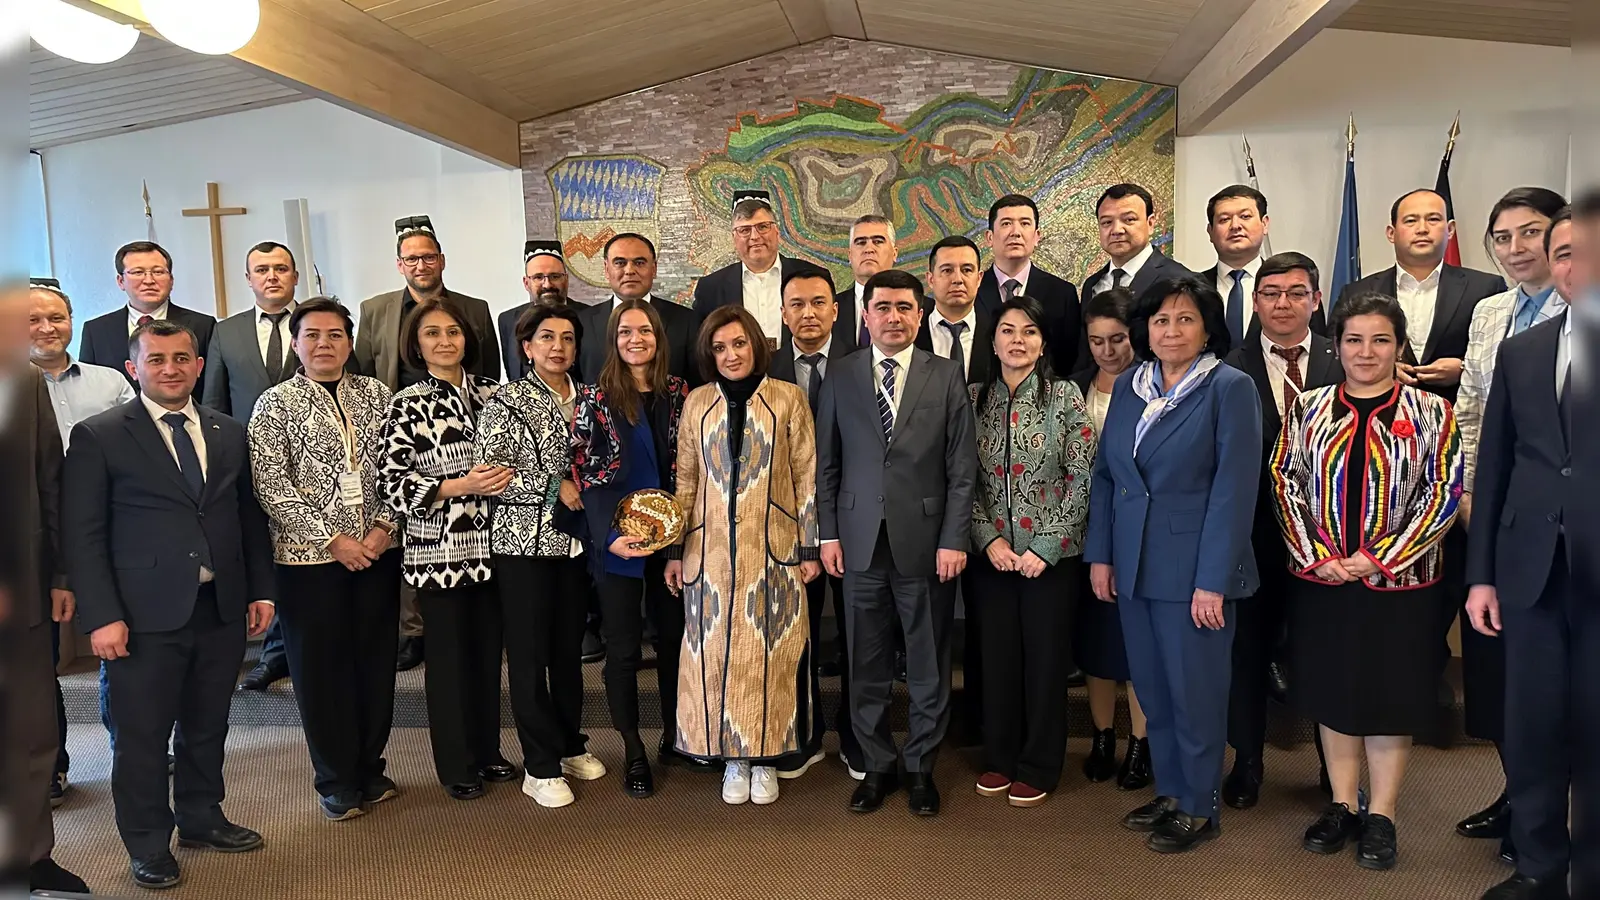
[1072,565,1131,682]
[1288,578,1443,737]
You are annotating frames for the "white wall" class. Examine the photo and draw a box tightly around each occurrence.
[40,99,526,339]
[1175,29,1571,279]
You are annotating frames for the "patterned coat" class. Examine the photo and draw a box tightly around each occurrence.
[248,373,396,565]
[970,374,1096,564]
[378,373,500,589]
[1270,383,1463,589]
[473,372,580,558]
[1456,286,1566,491]
[672,378,819,761]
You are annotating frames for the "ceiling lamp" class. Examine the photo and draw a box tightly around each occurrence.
[143,0,260,55]
[30,0,140,65]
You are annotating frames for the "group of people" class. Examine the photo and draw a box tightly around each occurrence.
[5,179,1592,900]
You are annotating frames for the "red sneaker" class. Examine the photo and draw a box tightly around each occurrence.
[975,772,1012,796]
[1008,782,1048,807]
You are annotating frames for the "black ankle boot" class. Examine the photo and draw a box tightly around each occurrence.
[1117,736,1152,790]
[1083,729,1118,782]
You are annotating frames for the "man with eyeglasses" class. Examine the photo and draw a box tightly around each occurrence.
[692,190,821,348]
[498,240,574,381]
[1222,251,1343,810]
[79,241,217,398]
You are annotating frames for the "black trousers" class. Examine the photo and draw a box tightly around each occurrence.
[1227,561,1289,762]
[960,567,984,744]
[417,581,505,785]
[496,555,589,778]
[51,621,69,777]
[275,554,402,797]
[104,585,245,859]
[975,557,1076,792]
[595,558,681,745]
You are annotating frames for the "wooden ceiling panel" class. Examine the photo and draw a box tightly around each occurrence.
[1334,0,1570,47]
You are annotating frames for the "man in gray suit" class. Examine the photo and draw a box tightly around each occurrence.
[204,241,301,691]
[816,268,977,817]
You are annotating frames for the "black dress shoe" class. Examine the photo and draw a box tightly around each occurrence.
[1117,736,1152,790]
[1267,660,1290,703]
[1223,756,1263,809]
[177,821,264,853]
[1498,836,1517,865]
[580,628,605,664]
[906,773,940,816]
[1356,813,1398,870]
[1480,873,1570,900]
[236,659,288,691]
[1302,802,1362,854]
[816,657,842,678]
[1083,728,1118,782]
[1066,667,1087,687]
[395,636,424,672]
[659,740,717,773]
[624,757,654,799]
[1147,811,1220,853]
[1457,793,1513,839]
[130,852,182,890]
[1122,795,1179,832]
[445,781,485,801]
[361,774,400,805]
[478,760,520,783]
[29,857,90,894]
[849,772,900,813]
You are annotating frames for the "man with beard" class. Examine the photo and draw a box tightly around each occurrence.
[499,240,574,381]
[78,240,216,397]
[692,189,821,348]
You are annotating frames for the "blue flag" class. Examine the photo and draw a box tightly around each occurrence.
[1328,154,1361,314]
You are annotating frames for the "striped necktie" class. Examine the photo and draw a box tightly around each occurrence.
[877,357,898,441]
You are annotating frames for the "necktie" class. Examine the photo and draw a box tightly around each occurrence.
[877,358,898,441]
[799,352,824,411]
[1111,269,1127,290]
[161,411,205,499]
[264,310,290,382]
[1272,345,1304,409]
[1226,269,1246,347]
[940,319,969,377]
[1002,278,1019,302]
[137,315,154,327]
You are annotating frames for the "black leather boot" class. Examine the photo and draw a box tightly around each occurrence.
[1117,736,1152,791]
[1083,728,1118,782]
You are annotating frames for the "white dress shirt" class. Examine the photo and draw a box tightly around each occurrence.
[1261,330,1313,417]
[929,306,978,381]
[141,393,214,583]
[1395,264,1443,358]
[870,342,915,421]
[1557,311,1572,401]
[1216,257,1262,333]
[126,301,171,335]
[1095,243,1155,295]
[741,263,784,343]
[852,281,867,344]
[255,303,296,367]
[793,335,833,399]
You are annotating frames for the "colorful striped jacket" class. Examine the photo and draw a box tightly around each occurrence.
[1269,383,1463,589]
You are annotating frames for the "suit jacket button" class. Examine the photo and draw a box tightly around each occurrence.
[876,495,884,503]
[1121,487,1127,496]
[884,460,891,468]
[1561,467,1572,477]
[1548,513,1559,523]
[189,552,199,559]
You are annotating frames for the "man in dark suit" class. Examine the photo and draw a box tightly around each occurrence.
[65,320,277,890]
[201,241,300,692]
[1197,184,1329,339]
[975,193,1084,375]
[1221,251,1343,809]
[915,235,996,387]
[1082,183,1194,316]
[498,240,574,382]
[692,190,820,348]
[576,232,699,384]
[79,240,216,399]
[817,268,977,817]
[836,215,899,352]
[1465,200,1589,900]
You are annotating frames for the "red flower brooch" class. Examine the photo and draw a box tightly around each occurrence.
[1392,419,1416,439]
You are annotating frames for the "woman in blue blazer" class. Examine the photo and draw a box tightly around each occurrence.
[1085,274,1263,854]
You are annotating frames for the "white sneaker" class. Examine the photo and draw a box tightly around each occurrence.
[721,762,752,804]
[560,753,608,781]
[750,766,780,805]
[778,749,826,780]
[840,751,865,781]
[522,775,575,808]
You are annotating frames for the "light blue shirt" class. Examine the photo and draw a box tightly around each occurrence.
[1512,285,1556,335]
[38,357,136,449]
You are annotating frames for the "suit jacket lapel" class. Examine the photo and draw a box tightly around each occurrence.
[1307,335,1342,388]
[124,406,196,503]
[1134,375,1209,463]
[196,407,224,503]
[378,295,401,387]
[891,350,934,447]
[1236,344,1276,432]
[1423,266,1465,363]
[1129,250,1167,298]
[854,352,888,450]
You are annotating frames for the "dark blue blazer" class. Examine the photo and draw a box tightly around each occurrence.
[1084,363,1263,602]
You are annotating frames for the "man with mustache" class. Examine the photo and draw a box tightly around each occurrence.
[498,240,574,381]
[693,190,822,348]
[975,194,1084,375]
[78,241,216,398]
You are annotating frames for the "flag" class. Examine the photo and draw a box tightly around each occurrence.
[1242,134,1273,258]
[1328,116,1361,309]
[1435,114,1462,267]
[142,180,158,242]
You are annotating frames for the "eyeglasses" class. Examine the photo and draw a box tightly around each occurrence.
[123,268,171,280]
[526,273,567,283]
[399,254,441,269]
[1257,288,1313,303]
[733,222,778,238]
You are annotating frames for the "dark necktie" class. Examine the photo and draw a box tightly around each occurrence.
[1111,269,1128,290]
[264,310,290,382]
[162,411,205,499]
[799,352,824,411]
[1226,270,1246,347]
[1002,278,1019,302]
[940,319,969,377]
[1272,345,1304,410]
[137,315,154,327]
[878,358,898,441]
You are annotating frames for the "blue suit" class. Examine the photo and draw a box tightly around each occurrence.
[1084,362,1262,822]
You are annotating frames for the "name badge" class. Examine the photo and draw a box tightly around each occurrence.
[338,472,363,507]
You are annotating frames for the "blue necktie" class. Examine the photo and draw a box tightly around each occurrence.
[1226,269,1246,346]
[162,412,205,500]
[878,358,897,441]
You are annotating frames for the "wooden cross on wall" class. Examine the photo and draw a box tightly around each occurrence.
[182,182,246,318]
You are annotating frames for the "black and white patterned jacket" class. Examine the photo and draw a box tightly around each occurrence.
[473,372,581,558]
[378,373,499,589]
[248,373,396,565]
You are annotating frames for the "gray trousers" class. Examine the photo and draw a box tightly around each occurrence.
[844,527,956,774]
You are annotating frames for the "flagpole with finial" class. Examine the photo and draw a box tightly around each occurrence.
[1436,111,1463,265]
[1329,113,1361,306]
[1443,110,1461,165]
[142,180,158,242]
[1345,112,1357,162]
[1242,134,1273,257]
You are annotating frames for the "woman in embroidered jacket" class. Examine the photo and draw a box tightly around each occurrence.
[1271,291,1463,870]
[248,298,400,821]
[378,297,516,802]
[663,306,821,807]
[473,305,608,809]
[968,295,1094,808]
